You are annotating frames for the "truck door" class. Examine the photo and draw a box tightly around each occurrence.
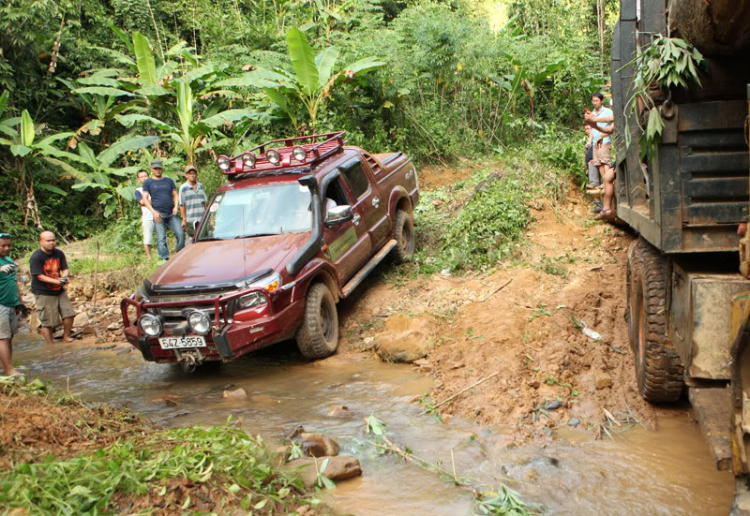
[321,174,372,282]
[340,157,390,251]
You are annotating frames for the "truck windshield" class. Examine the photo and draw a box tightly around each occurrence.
[196,183,312,241]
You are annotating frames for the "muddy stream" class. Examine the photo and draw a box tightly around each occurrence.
[15,334,734,515]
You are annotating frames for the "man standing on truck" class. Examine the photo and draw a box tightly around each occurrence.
[179,164,207,242]
[141,160,184,262]
[29,231,75,345]
[585,93,615,220]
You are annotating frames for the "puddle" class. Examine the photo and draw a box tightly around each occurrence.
[13,334,734,515]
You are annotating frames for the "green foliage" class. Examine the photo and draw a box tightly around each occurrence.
[621,35,704,157]
[0,417,314,514]
[474,484,529,516]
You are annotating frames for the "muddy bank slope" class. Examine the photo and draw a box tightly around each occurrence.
[339,165,651,441]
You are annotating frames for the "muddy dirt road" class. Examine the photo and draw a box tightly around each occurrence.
[11,165,736,514]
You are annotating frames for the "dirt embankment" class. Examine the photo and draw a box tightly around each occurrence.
[338,165,652,442]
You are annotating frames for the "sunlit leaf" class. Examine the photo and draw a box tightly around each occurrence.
[287,28,318,96]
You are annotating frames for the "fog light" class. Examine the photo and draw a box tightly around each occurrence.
[292,146,307,161]
[187,311,211,335]
[217,156,230,171]
[267,149,281,165]
[242,153,256,168]
[139,313,163,337]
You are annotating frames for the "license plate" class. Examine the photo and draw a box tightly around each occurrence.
[158,336,207,349]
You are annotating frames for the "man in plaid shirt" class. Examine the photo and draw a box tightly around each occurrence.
[179,165,208,241]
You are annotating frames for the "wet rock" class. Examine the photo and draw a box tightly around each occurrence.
[300,433,339,457]
[223,387,247,399]
[327,405,353,418]
[595,372,613,390]
[568,417,581,427]
[286,425,306,440]
[545,400,562,411]
[374,314,434,364]
[275,445,292,462]
[285,456,362,488]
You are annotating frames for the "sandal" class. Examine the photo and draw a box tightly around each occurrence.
[594,209,615,221]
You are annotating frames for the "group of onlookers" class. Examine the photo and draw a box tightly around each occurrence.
[0,161,208,379]
[584,92,615,220]
[135,161,207,261]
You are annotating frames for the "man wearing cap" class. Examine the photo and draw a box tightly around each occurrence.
[179,165,207,242]
[141,160,184,261]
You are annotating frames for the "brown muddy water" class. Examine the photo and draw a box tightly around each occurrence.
[14,334,734,515]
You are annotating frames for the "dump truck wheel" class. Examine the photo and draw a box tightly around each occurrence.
[296,282,339,359]
[392,209,415,263]
[629,237,685,403]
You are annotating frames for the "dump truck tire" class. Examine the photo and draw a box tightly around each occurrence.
[629,237,685,402]
[296,282,339,359]
[392,209,415,264]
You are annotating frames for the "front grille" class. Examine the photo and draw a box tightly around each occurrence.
[146,294,228,329]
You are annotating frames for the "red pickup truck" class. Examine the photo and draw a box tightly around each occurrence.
[121,132,419,371]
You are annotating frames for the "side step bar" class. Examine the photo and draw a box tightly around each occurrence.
[689,386,733,471]
[341,239,397,298]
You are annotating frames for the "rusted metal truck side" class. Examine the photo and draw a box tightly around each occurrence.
[610,0,750,512]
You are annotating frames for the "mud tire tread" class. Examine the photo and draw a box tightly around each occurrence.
[392,209,415,264]
[295,283,339,360]
[628,237,685,403]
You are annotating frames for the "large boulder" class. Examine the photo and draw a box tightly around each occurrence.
[668,0,750,56]
[285,456,362,488]
[374,314,434,363]
[299,433,339,457]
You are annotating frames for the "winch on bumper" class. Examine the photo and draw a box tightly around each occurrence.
[120,283,303,365]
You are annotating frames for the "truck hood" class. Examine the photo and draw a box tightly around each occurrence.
[147,233,309,290]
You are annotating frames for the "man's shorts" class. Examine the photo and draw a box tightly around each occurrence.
[34,292,75,328]
[591,142,613,167]
[142,218,155,246]
[0,304,18,339]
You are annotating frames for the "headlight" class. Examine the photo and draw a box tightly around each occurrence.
[217,156,230,171]
[187,311,211,335]
[292,146,306,161]
[139,313,163,337]
[267,149,281,165]
[238,273,282,309]
[242,153,256,168]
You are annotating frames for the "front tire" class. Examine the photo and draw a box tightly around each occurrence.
[628,237,684,402]
[393,209,415,263]
[295,282,339,359]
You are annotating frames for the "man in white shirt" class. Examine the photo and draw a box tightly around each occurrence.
[586,93,615,219]
[134,169,155,259]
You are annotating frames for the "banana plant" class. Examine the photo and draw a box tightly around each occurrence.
[0,94,75,227]
[43,136,160,218]
[223,28,385,131]
[116,81,258,165]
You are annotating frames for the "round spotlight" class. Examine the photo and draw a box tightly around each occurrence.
[292,146,307,161]
[187,311,211,335]
[217,156,230,171]
[242,153,256,168]
[267,149,281,165]
[139,313,163,337]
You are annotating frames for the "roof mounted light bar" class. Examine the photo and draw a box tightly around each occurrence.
[216,131,347,177]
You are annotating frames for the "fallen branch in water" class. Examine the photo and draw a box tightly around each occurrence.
[422,371,499,415]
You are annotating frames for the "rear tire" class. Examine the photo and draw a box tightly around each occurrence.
[628,237,684,403]
[392,209,415,263]
[295,282,339,359]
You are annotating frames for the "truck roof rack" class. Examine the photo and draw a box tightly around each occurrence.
[216,131,347,177]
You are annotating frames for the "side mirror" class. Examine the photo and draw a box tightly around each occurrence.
[324,205,354,226]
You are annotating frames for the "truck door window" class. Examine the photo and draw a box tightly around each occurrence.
[323,178,351,212]
[340,160,370,200]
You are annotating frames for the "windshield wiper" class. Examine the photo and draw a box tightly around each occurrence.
[233,233,280,239]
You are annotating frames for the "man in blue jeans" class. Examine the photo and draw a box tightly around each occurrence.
[141,160,184,261]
